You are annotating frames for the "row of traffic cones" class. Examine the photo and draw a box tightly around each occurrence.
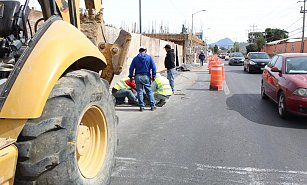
[207,55,225,91]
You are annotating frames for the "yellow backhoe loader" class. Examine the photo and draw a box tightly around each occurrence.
[0,0,131,184]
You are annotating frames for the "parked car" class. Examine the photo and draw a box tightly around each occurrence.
[228,52,244,65]
[244,52,271,73]
[225,53,230,61]
[261,53,307,118]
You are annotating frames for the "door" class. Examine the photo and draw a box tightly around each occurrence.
[268,56,283,101]
[263,55,278,99]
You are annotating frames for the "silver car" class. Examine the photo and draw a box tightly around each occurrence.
[229,52,244,66]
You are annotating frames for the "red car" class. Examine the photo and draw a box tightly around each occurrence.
[261,53,307,118]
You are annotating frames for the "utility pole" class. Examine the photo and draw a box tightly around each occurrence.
[139,0,142,34]
[250,25,257,43]
[299,0,307,53]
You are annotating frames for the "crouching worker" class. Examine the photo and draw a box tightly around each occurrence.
[151,73,172,107]
[112,78,138,105]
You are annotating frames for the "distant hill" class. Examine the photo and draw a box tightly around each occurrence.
[209,38,234,48]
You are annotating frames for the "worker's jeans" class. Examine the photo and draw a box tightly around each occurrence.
[135,74,155,107]
[167,68,176,93]
[112,89,137,104]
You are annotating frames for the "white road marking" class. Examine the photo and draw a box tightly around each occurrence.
[112,157,307,184]
[195,163,307,175]
[223,80,230,95]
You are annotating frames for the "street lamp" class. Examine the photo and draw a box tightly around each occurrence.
[191,9,206,35]
[139,0,142,34]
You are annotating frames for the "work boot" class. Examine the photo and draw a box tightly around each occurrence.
[157,100,166,107]
[139,107,144,112]
[150,106,157,111]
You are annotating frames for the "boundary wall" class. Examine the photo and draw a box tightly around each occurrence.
[105,27,183,86]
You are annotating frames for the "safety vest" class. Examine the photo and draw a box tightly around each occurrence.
[114,78,131,90]
[155,76,172,95]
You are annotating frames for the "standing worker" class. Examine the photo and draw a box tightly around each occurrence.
[111,78,138,105]
[151,73,172,107]
[164,44,176,93]
[129,47,157,111]
[199,50,206,66]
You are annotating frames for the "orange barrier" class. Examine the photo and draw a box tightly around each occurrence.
[210,64,224,91]
[216,59,225,80]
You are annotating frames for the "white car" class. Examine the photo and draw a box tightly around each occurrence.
[225,54,230,61]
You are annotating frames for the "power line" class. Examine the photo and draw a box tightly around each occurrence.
[289,31,303,38]
[288,27,302,33]
[285,17,303,29]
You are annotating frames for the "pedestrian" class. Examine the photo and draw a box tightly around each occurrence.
[111,78,138,105]
[164,44,176,93]
[199,50,206,66]
[129,47,157,111]
[151,73,172,107]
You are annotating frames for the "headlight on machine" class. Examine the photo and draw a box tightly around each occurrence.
[240,58,244,62]
[249,60,256,65]
[293,88,307,96]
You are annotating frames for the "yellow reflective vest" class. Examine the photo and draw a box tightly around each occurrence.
[114,78,131,90]
[155,76,172,95]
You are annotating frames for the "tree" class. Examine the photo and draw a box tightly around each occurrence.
[246,43,258,53]
[255,36,266,51]
[220,46,227,51]
[213,45,219,54]
[247,32,266,51]
[265,28,288,43]
[233,42,240,52]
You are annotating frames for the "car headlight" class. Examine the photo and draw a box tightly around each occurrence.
[293,88,307,96]
[249,60,256,65]
[240,59,244,62]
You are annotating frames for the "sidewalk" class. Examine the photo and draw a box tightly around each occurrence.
[173,62,210,94]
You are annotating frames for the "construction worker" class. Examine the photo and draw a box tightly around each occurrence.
[164,44,176,93]
[151,73,172,107]
[129,47,156,111]
[111,78,138,105]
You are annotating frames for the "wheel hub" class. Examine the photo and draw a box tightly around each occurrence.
[76,106,108,179]
[76,125,91,156]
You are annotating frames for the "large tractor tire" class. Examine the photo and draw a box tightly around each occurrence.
[15,70,117,185]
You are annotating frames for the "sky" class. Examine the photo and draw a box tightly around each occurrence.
[103,0,303,43]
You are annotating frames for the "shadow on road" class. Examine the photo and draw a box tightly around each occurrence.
[226,94,307,129]
[115,108,139,112]
[185,88,211,91]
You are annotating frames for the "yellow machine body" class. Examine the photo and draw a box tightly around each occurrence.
[0,141,18,185]
[0,20,106,119]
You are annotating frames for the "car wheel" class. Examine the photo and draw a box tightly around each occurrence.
[261,82,268,100]
[278,92,288,119]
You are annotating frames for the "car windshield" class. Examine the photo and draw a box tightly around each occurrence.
[286,57,307,74]
[250,53,270,59]
[232,53,243,57]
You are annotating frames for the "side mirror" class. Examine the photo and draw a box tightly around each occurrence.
[271,67,281,73]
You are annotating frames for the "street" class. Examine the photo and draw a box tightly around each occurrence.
[110,61,307,185]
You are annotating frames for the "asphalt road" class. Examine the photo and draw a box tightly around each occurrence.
[110,61,307,185]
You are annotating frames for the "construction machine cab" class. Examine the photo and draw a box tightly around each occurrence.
[0,0,30,80]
